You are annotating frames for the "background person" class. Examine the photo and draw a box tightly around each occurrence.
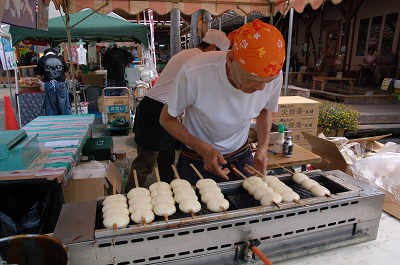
[128,29,230,189]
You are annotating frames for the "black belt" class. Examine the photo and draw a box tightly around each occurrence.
[181,143,251,163]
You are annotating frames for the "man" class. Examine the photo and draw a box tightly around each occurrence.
[129,29,230,188]
[160,20,285,183]
[102,44,134,87]
[35,48,71,115]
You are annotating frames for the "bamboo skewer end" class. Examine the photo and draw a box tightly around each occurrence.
[190,163,204,179]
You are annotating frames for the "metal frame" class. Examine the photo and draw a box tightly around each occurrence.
[63,170,384,265]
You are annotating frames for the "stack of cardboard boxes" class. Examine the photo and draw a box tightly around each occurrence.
[273,96,320,149]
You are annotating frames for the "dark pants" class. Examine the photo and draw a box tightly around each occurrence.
[177,145,254,185]
[127,146,175,190]
[44,81,71,115]
[128,96,177,190]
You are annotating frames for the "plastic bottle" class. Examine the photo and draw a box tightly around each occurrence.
[273,124,285,154]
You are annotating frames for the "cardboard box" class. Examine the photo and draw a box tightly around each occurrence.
[291,129,318,144]
[302,133,391,174]
[276,96,320,117]
[63,161,122,203]
[80,72,106,87]
[273,116,318,131]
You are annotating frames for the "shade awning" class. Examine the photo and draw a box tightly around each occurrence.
[66,0,343,16]
[9,9,149,46]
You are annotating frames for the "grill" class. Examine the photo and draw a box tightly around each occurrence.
[60,170,384,265]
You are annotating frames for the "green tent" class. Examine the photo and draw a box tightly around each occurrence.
[10,9,149,46]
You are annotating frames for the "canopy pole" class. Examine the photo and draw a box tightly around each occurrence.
[283,7,294,96]
[65,12,78,114]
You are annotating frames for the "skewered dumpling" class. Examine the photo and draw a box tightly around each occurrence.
[103,214,130,229]
[127,188,150,199]
[103,194,126,205]
[153,203,176,216]
[292,173,308,184]
[130,209,155,224]
[149,182,171,192]
[170,179,192,189]
[179,199,201,213]
[207,198,229,212]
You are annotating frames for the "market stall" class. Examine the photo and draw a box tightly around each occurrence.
[9,8,149,126]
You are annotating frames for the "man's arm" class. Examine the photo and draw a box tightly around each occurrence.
[253,108,272,174]
[160,106,229,179]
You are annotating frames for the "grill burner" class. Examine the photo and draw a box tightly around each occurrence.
[58,170,384,265]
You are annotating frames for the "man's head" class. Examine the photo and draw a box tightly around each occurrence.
[227,20,286,93]
[198,29,230,51]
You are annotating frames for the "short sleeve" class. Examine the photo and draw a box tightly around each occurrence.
[167,68,195,117]
[264,71,283,113]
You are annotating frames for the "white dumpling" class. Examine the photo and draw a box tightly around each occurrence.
[103,207,129,217]
[281,190,300,202]
[174,188,196,196]
[207,199,229,212]
[201,192,224,204]
[302,179,320,190]
[129,196,151,205]
[292,173,309,184]
[103,214,130,229]
[103,194,126,205]
[196,179,217,189]
[269,181,291,194]
[150,189,173,198]
[102,201,128,213]
[151,195,175,205]
[153,203,176,216]
[149,182,171,192]
[253,186,274,200]
[310,185,331,197]
[131,209,155,224]
[246,176,263,184]
[262,175,277,185]
[170,179,192,189]
[174,192,197,204]
[127,187,150,199]
[179,199,201,213]
[128,202,153,212]
[199,186,221,196]
[260,191,282,206]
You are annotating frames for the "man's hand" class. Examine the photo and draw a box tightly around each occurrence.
[253,147,268,175]
[199,146,230,180]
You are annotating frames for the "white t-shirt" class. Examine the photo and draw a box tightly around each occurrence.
[168,51,282,154]
[77,46,87,65]
[147,48,202,104]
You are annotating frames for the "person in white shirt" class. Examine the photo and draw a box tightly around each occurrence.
[128,29,230,188]
[160,20,286,183]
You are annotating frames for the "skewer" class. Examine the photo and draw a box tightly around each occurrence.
[133,169,139,188]
[171,164,180,179]
[230,164,247,180]
[273,202,281,209]
[154,161,161,182]
[190,163,204,179]
[141,217,146,225]
[164,214,169,222]
[245,164,265,178]
[113,223,117,231]
[191,212,196,219]
[272,162,295,174]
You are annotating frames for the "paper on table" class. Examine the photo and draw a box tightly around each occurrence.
[44,140,79,148]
